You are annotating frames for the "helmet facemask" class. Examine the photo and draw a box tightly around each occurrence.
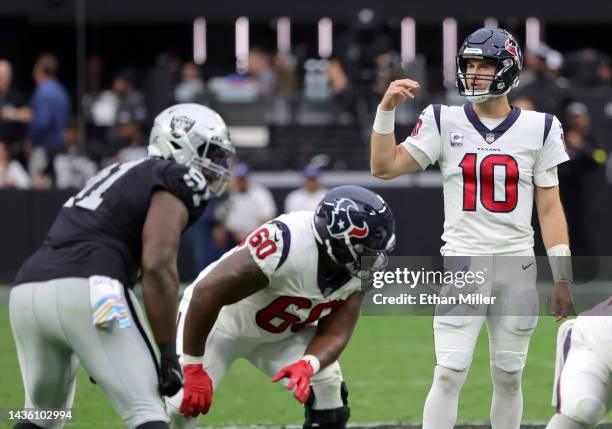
[190,133,234,198]
[456,57,517,103]
[318,231,396,280]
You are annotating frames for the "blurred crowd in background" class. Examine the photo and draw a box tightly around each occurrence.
[0,35,610,260]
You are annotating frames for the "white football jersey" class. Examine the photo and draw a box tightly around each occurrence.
[401,103,569,254]
[181,211,361,342]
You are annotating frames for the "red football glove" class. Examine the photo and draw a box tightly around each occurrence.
[271,360,314,403]
[179,364,214,417]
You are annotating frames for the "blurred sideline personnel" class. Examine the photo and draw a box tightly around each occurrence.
[9,103,235,429]
[166,186,395,429]
[547,301,612,428]
[284,165,328,213]
[223,163,277,243]
[370,28,574,429]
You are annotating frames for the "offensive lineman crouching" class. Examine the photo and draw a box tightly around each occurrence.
[166,185,396,429]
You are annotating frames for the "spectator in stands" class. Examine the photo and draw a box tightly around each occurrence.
[559,102,608,255]
[565,102,603,157]
[174,62,206,104]
[28,53,71,151]
[222,163,277,243]
[0,141,30,189]
[145,53,182,118]
[53,120,97,190]
[328,58,357,124]
[248,48,276,96]
[0,59,28,150]
[284,165,327,212]
[114,110,148,163]
[512,96,536,111]
[273,53,298,98]
[112,69,147,127]
[95,69,147,162]
[83,55,117,141]
[512,45,568,118]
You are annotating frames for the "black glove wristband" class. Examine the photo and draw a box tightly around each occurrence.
[159,340,178,361]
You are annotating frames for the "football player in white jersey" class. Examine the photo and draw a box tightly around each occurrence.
[370,27,574,429]
[165,185,395,429]
[547,300,612,428]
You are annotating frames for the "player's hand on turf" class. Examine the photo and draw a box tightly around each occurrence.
[379,79,421,111]
[179,364,214,417]
[272,360,314,404]
[551,282,574,321]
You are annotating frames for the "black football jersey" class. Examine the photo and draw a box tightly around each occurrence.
[15,157,208,288]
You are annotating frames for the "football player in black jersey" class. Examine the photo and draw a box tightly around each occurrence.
[9,103,235,429]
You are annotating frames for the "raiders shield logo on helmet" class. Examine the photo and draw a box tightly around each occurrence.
[170,115,196,139]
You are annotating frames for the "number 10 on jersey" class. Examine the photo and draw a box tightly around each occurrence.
[459,153,519,213]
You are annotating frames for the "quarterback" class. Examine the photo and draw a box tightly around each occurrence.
[166,185,396,429]
[370,28,574,429]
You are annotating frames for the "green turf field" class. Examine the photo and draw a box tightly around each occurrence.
[0,303,573,428]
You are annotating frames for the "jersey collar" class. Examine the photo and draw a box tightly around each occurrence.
[463,102,522,144]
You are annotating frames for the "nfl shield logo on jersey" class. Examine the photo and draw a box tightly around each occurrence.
[485,132,496,144]
[170,115,196,139]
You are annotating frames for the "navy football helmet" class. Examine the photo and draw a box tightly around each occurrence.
[313,185,395,279]
[456,28,523,103]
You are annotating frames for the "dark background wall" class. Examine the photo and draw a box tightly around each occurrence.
[2,187,610,284]
[3,0,612,24]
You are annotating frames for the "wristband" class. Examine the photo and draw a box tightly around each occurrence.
[547,244,573,285]
[373,106,395,135]
[159,340,178,359]
[301,355,321,374]
[182,353,205,365]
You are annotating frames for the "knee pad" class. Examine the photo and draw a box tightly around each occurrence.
[492,351,526,373]
[303,381,350,429]
[564,396,606,426]
[437,350,472,372]
[490,364,522,391]
[432,365,468,396]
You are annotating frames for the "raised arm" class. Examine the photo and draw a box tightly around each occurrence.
[370,79,425,179]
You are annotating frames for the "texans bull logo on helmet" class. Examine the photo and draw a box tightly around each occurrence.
[325,198,369,239]
[504,39,520,63]
[170,115,196,139]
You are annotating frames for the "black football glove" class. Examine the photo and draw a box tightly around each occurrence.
[159,340,184,397]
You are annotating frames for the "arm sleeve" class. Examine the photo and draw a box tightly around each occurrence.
[535,115,570,174]
[244,219,290,280]
[399,105,442,169]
